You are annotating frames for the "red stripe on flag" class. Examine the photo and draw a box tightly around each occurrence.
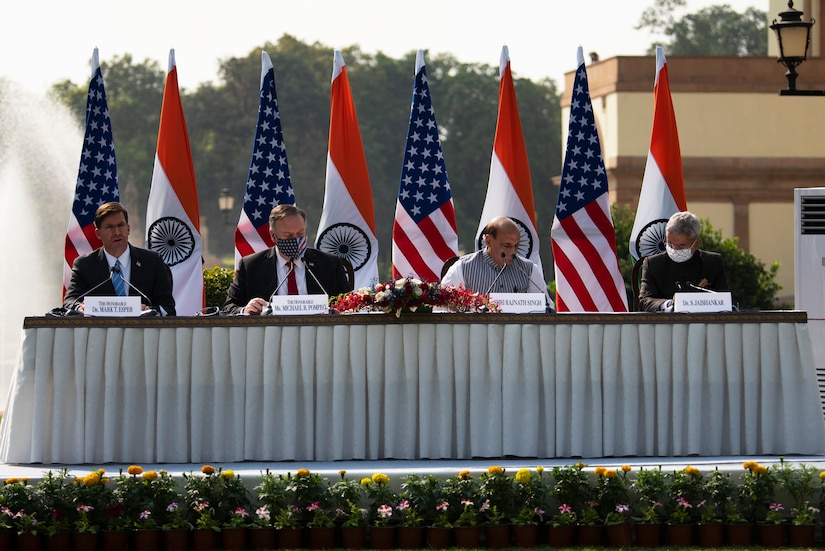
[552,245,597,312]
[553,209,627,312]
[391,227,438,282]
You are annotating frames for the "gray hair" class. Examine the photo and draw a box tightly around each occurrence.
[666,211,701,240]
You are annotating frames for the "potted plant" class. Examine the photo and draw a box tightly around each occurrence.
[776,459,819,546]
[630,465,667,547]
[363,473,398,549]
[477,466,515,548]
[511,467,547,548]
[695,469,731,547]
[547,503,576,548]
[36,469,73,549]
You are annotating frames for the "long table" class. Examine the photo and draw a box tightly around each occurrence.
[1,312,822,464]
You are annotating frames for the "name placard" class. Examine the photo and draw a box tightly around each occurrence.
[269,294,329,315]
[489,292,546,314]
[84,296,142,317]
[673,291,733,313]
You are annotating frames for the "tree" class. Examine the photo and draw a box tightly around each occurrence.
[611,203,781,310]
[637,0,767,56]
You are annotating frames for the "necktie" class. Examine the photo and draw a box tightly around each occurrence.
[287,262,299,295]
[112,259,127,296]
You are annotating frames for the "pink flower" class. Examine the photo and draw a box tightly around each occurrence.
[307,501,321,512]
[377,504,393,519]
[76,504,94,513]
[256,506,270,521]
[139,510,151,520]
[166,502,179,513]
[234,507,249,517]
[559,504,573,515]
[396,500,410,511]
[479,500,491,513]
[770,503,784,512]
[436,501,449,512]
[677,497,692,508]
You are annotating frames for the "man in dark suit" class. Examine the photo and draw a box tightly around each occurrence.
[638,211,729,312]
[222,204,353,315]
[64,202,176,315]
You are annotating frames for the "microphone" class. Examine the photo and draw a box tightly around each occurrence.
[62,269,121,314]
[507,253,554,313]
[111,264,159,316]
[688,282,717,293]
[262,260,296,315]
[305,262,329,296]
[484,252,508,295]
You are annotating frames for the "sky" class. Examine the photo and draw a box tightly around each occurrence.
[2,0,767,96]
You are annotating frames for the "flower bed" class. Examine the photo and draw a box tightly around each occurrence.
[0,459,820,547]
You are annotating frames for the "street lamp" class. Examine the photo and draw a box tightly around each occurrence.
[218,187,235,224]
[770,0,825,95]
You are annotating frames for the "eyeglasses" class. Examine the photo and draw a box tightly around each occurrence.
[666,239,696,251]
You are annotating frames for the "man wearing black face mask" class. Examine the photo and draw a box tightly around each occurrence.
[222,204,353,315]
[638,211,729,312]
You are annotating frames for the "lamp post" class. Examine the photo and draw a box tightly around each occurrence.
[770,0,825,95]
[218,187,235,225]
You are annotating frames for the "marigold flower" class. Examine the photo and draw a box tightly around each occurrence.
[127,465,143,475]
[143,471,158,481]
[97,469,106,475]
[576,462,585,469]
[515,468,532,484]
[594,466,606,477]
[820,471,825,480]
[621,465,631,473]
[4,478,18,485]
[339,470,347,477]
[221,470,235,480]
[201,465,216,475]
[488,466,503,475]
[604,469,617,478]
[458,470,471,480]
[83,473,100,487]
[743,461,757,471]
[536,466,544,474]
[21,478,28,484]
[372,473,390,485]
[296,469,310,477]
[360,478,371,486]
[755,465,768,475]
[685,465,701,476]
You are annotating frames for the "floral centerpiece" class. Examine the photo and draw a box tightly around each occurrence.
[329,278,499,317]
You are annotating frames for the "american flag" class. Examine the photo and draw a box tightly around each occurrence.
[234,51,295,268]
[391,50,458,282]
[63,48,119,297]
[551,47,628,313]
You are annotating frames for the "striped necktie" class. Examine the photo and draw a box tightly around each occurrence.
[112,259,127,296]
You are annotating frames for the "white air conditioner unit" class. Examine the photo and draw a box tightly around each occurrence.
[794,187,825,415]
[795,188,825,319]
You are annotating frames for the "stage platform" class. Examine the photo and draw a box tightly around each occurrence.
[3,455,824,491]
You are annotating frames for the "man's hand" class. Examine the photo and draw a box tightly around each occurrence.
[244,297,269,315]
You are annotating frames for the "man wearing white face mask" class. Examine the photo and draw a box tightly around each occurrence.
[638,211,729,312]
[222,204,353,315]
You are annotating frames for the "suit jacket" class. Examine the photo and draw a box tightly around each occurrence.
[638,249,728,312]
[222,247,353,314]
[63,245,176,315]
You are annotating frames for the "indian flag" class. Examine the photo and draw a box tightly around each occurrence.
[314,50,379,289]
[475,46,545,278]
[145,49,204,315]
[629,46,688,260]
